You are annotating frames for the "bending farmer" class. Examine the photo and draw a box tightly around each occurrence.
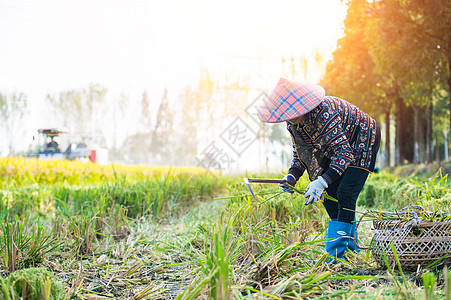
[257,78,380,263]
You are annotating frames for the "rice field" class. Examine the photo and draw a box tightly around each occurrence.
[1,157,451,299]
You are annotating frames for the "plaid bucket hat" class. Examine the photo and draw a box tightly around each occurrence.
[257,78,325,123]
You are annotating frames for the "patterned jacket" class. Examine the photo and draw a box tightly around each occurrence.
[288,96,380,184]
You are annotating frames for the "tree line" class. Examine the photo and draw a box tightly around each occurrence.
[3,0,448,168]
[321,0,451,166]
[0,72,267,166]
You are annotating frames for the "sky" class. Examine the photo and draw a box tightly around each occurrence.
[0,0,348,160]
[0,0,347,95]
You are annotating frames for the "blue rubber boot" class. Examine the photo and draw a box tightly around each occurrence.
[331,218,360,253]
[347,220,360,252]
[325,220,352,264]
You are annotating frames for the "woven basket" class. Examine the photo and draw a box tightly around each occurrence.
[367,206,451,271]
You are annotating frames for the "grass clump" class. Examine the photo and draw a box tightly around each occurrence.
[0,267,67,300]
[2,173,228,221]
[358,169,451,212]
[0,217,61,275]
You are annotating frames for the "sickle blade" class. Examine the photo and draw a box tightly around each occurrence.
[244,178,259,202]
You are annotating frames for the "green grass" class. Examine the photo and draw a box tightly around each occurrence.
[0,267,67,300]
[1,173,227,220]
[358,169,451,213]
[3,158,451,299]
[0,217,62,275]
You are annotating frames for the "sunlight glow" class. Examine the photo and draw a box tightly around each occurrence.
[0,0,346,94]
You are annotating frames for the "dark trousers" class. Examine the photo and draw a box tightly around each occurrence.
[322,124,380,223]
[322,167,369,223]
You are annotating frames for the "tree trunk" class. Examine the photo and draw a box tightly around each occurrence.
[395,95,402,166]
[385,108,391,167]
[426,97,433,163]
[436,138,440,162]
[447,41,451,160]
[448,41,451,152]
[419,105,427,163]
[394,92,414,166]
[413,105,420,164]
[445,126,449,161]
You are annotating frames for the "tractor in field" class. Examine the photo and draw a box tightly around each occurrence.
[29,127,108,164]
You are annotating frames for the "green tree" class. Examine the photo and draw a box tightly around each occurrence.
[321,0,390,165]
[322,0,451,166]
[404,0,450,130]
[370,0,450,163]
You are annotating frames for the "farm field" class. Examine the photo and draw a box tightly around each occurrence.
[2,157,451,299]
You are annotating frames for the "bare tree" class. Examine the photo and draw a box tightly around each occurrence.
[151,88,173,164]
[0,91,28,155]
[47,83,108,136]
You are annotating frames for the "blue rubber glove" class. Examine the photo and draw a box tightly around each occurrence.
[304,176,328,205]
[279,174,297,193]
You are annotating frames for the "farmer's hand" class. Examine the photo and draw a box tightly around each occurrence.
[304,176,328,205]
[279,174,297,193]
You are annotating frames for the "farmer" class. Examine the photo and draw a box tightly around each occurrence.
[257,78,380,263]
[45,136,60,153]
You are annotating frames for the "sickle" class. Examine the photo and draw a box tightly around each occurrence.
[243,178,302,201]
